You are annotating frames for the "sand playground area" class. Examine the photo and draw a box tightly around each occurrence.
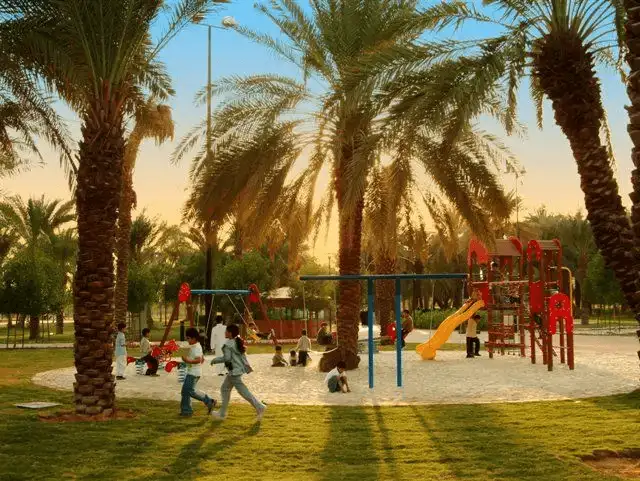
[32,331,639,406]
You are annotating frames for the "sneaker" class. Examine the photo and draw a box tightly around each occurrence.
[474,353,481,357]
[256,404,267,422]
[210,411,225,421]
[116,376,126,380]
[466,355,474,359]
[207,399,217,415]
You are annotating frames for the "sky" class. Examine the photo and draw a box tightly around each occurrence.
[2,1,635,261]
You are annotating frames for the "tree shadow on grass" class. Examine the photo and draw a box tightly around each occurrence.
[372,406,400,480]
[410,405,595,481]
[319,406,379,481]
[587,390,640,412]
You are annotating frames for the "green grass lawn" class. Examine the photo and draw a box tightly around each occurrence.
[0,349,638,480]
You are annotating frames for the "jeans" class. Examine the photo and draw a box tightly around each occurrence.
[141,354,158,375]
[466,337,480,357]
[218,374,264,418]
[298,351,309,367]
[180,374,214,415]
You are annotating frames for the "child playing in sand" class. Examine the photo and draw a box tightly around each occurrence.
[115,323,127,380]
[180,328,216,417]
[295,329,312,366]
[210,324,267,422]
[271,345,287,367]
[289,350,297,366]
[325,361,350,393]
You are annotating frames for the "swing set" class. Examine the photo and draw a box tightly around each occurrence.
[159,282,276,347]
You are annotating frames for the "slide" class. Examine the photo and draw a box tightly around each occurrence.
[416,300,485,360]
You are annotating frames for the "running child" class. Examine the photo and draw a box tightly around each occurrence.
[180,328,216,417]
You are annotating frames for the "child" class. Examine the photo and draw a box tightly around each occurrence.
[180,328,216,417]
[325,361,350,393]
[271,345,287,367]
[140,328,159,376]
[115,323,127,380]
[295,329,312,366]
[210,315,227,376]
[289,350,298,366]
[210,324,267,422]
[466,314,481,358]
[401,310,414,348]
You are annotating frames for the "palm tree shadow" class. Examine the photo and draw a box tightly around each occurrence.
[372,406,400,479]
[409,405,584,481]
[319,406,378,481]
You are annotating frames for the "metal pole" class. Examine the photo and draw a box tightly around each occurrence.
[395,278,403,387]
[367,278,374,389]
[203,26,214,349]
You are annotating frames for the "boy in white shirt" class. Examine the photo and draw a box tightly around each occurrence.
[180,328,216,417]
[325,361,350,393]
[115,323,127,380]
[295,329,312,366]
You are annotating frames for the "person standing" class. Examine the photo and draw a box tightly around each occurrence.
[210,315,227,376]
[115,323,127,380]
[466,314,481,358]
[295,329,312,367]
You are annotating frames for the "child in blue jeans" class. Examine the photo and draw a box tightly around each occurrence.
[210,324,267,422]
[180,328,216,417]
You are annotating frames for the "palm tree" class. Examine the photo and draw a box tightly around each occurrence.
[114,101,174,324]
[2,0,227,415]
[0,31,73,179]
[188,0,465,370]
[48,229,78,334]
[0,195,75,338]
[408,0,640,344]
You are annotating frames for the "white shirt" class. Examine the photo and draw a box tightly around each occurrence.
[296,335,311,352]
[186,342,203,377]
[325,367,344,383]
[211,324,227,352]
[140,337,151,356]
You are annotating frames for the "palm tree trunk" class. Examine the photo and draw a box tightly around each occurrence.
[623,1,640,353]
[73,92,125,416]
[56,277,69,334]
[375,254,396,335]
[412,259,424,310]
[114,134,140,325]
[534,33,640,338]
[319,190,363,372]
[29,315,39,340]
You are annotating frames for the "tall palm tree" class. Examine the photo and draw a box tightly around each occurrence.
[190,0,461,370]
[376,0,640,352]
[114,101,174,324]
[0,195,75,338]
[2,0,227,415]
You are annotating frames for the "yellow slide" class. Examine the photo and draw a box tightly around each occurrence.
[416,300,485,360]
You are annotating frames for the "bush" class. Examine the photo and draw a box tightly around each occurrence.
[412,309,488,332]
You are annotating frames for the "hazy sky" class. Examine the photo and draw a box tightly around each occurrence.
[2,2,634,260]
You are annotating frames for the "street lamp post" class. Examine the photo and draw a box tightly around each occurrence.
[196,15,237,350]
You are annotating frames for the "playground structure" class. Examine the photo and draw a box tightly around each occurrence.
[159,283,327,347]
[416,299,485,360]
[468,237,575,371]
[299,273,468,388]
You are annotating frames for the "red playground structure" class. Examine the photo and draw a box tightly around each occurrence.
[468,237,575,371]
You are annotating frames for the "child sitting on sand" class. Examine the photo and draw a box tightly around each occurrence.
[325,361,350,393]
[271,345,287,367]
[289,350,297,366]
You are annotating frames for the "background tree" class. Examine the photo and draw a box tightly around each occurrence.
[2,0,227,415]
[115,101,174,324]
